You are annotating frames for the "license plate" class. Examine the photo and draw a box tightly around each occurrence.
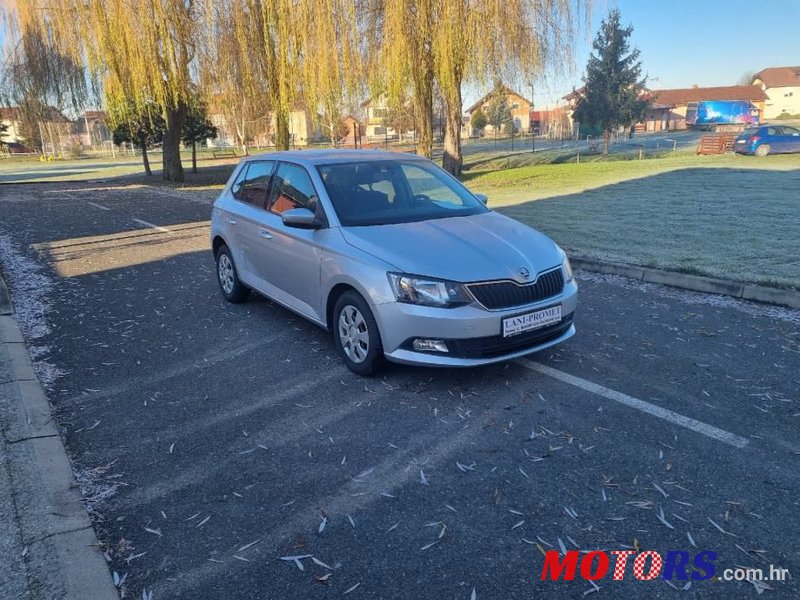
[502,305,561,337]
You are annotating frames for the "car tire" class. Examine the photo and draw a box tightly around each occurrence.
[755,144,770,157]
[215,244,250,303]
[333,291,384,376]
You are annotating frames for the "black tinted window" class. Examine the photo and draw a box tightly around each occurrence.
[231,161,274,207]
[267,163,318,215]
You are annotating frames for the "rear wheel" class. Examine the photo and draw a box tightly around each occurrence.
[755,144,770,157]
[333,291,384,376]
[215,244,250,303]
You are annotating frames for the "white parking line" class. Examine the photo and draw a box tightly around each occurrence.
[517,359,749,449]
[86,201,110,211]
[132,218,172,233]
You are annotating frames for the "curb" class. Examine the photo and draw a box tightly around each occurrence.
[571,256,800,310]
[0,276,118,599]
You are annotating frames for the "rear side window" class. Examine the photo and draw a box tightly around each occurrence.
[231,161,275,208]
[267,162,318,215]
[781,126,800,135]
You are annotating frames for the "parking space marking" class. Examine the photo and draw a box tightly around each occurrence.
[517,359,749,449]
[132,218,173,233]
[86,201,110,211]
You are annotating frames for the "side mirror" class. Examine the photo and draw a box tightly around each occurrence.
[281,207,320,229]
[474,193,488,205]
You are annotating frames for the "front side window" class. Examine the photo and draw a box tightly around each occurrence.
[781,126,800,135]
[401,164,467,207]
[231,161,274,207]
[267,162,318,215]
[317,160,488,227]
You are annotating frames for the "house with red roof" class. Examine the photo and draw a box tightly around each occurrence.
[751,66,800,119]
[562,85,769,133]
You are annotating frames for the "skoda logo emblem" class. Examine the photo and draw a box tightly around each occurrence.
[518,267,531,280]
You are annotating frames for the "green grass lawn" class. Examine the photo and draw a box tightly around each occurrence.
[465,151,800,289]
[3,146,799,289]
[0,150,240,184]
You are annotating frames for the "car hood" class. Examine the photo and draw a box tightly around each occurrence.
[340,212,563,283]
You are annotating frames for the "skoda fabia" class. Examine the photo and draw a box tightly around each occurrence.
[211,150,577,375]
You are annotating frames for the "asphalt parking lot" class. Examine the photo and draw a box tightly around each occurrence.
[0,181,798,599]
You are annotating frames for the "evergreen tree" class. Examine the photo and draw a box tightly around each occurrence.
[573,9,649,154]
[182,98,218,174]
[112,105,164,176]
[485,87,512,146]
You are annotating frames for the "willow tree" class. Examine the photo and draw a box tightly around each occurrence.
[370,0,436,158]
[199,0,361,152]
[298,0,363,149]
[434,0,587,175]
[198,0,269,154]
[5,0,197,181]
[367,0,586,173]
[0,2,87,154]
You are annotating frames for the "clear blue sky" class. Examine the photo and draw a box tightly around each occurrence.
[502,0,800,108]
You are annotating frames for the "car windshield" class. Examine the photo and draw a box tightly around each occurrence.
[317,160,488,226]
[742,127,761,137]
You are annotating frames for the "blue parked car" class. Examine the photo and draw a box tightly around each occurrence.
[734,124,800,156]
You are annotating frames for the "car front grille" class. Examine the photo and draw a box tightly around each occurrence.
[448,313,573,359]
[467,268,564,310]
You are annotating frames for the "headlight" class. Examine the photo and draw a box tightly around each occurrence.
[387,273,472,307]
[559,249,574,283]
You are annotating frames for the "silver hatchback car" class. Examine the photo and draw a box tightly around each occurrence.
[211,150,577,375]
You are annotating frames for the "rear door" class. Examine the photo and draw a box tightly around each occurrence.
[226,160,275,288]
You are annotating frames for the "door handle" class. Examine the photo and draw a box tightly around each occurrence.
[259,230,272,239]
[226,217,237,225]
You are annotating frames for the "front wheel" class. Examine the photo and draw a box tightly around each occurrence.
[333,291,384,376]
[754,144,770,157]
[215,244,250,303]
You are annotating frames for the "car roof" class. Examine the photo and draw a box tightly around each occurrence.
[239,149,430,166]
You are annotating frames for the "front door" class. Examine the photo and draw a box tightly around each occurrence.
[251,161,327,322]
[780,126,800,152]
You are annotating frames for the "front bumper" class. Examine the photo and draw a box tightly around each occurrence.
[375,280,578,367]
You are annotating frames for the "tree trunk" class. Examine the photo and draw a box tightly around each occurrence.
[191,140,197,174]
[274,109,290,150]
[413,78,434,159]
[162,104,188,182]
[139,133,152,176]
[603,130,610,155]
[234,116,248,156]
[442,85,463,176]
